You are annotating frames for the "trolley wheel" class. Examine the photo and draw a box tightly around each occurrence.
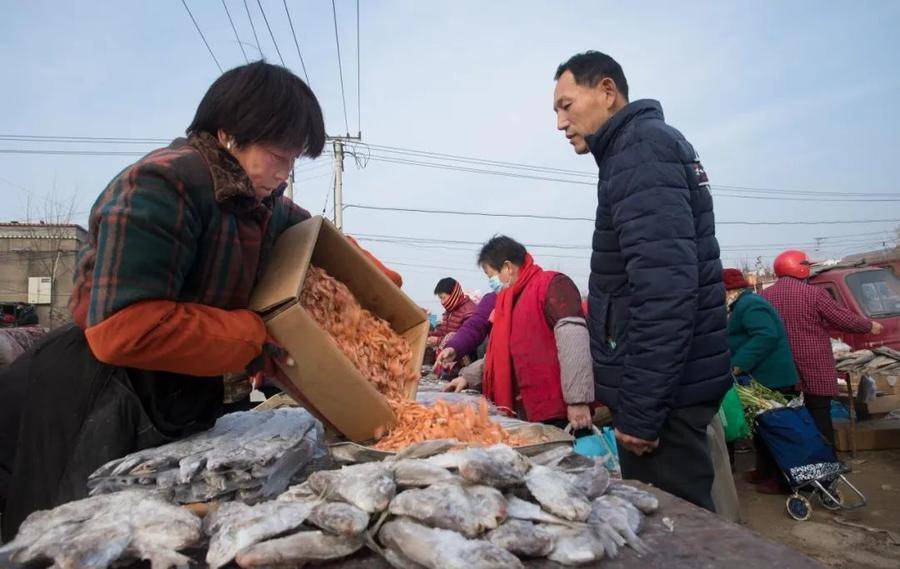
[818,485,844,511]
[786,494,812,521]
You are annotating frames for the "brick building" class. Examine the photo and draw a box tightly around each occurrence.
[0,222,88,328]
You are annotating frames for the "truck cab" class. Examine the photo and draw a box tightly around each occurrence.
[809,266,900,350]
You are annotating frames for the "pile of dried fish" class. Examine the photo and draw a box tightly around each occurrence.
[0,490,202,569]
[835,347,900,375]
[209,443,658,568]
[87,408,328,504]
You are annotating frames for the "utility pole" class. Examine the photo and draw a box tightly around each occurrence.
[286,169,294,201]
[333,139,344,230]
[327,133,362,231]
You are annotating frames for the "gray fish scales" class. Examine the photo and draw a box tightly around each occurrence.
[571,457,611,500]
[379,517,523,569]
[306,461,396,513]
[234,530,364,568]
[204,500,313,568]
[525,464,592,521]
[429,444,530,488]
[389,459,458,487]
[608,483,660,514]
[487,519,555,558]
[0,490,201,569]
[388,482,506,537]
[541,524,607,566]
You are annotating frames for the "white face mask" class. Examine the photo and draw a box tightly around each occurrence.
[488,275,506,293]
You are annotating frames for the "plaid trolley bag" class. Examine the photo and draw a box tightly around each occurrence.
[755,406,866,521]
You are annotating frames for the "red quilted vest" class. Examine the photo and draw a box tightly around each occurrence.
[509,270,568,422]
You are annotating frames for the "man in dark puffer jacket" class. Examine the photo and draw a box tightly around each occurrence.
[553,51,731,510]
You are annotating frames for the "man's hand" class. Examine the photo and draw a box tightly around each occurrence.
[615,429,659,456]
[732,366,743,376]
[871,321,884,335]
[444,377,468,392]
[426,336,440,347]
[567,404,593,430]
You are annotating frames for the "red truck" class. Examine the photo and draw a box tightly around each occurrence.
[809,266,900,350]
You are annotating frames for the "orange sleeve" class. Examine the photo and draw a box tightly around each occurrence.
[346,235,403,288]
[85,299,267,377]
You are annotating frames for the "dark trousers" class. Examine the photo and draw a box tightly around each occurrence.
[804,394,835,446]
[1,325,223,542]
[619,403,719,512]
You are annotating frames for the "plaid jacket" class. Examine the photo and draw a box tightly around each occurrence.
[762,277,872,396]
[70,133,310,329]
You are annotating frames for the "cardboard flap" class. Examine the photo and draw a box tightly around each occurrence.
[249,217,322,312]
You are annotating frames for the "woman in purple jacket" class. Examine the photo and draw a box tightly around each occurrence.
[436,292,497,368]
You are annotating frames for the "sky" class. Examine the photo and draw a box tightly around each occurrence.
[1,0,899,315]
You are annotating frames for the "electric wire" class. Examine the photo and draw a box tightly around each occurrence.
[222,0,249,63]
[331,0,350,134]
[282,0,311,84]
[181,0,223,72]
[242,0,263,55]
[256,0,285,66]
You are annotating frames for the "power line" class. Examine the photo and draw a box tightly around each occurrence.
[282,0,311,85]
[331,0,350,134]
[342,203,900,227]
[256,0,285,66]
[242,0,262,56]
[222,0,249,63]
[181,0,223,73]
[1,133,895,200]
[345,203,592,221]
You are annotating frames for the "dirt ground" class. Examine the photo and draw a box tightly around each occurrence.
[733,448,900,568]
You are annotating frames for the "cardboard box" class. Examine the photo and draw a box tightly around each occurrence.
[834,418,900,451]
[249,216,429,442]
[865,394,900,415]
[849,373,899,396]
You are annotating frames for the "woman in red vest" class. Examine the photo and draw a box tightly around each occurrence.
[447,235,595,430]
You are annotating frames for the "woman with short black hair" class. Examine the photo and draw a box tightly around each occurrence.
[0,62,325,539]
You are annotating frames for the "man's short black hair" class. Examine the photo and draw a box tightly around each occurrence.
[187,61,326,157]
[434,277,458,295]
[555,51,629,100]
[478,235,527,271]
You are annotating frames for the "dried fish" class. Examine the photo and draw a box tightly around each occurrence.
[505,495,578,526]
[571,457,611,500]
[204,500,314,568]
[383,545,426,569]
[541,524,607,566]
[528,445,574,468]
[486,519,555,558]
[89,408,327,504]
[589,495,647,553]
[388,482,506,537]
[430,445,531,488]
[308,501,370,536]
[0,490,201,569]
[525,464,592,522]
[391,439,459,460]
[306,462,396,513]
[607,483,660,514]
[379,517,524,569]
[235,530,364,568]
[389,459,459,487]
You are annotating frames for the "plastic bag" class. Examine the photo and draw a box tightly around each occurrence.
[566,424,620,473]
[719,385,750,442]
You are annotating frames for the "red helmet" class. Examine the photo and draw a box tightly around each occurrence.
[774,250,811,279]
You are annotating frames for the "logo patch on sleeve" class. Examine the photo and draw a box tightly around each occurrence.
[691,160,710,187]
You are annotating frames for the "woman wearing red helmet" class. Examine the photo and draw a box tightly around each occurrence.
[762,250,883,445]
